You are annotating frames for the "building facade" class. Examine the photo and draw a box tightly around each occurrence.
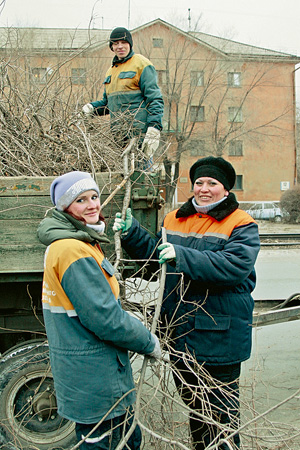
[0,19,299,203]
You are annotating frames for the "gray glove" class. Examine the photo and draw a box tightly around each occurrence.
[147,333,162,362]
[141,127,160,157]
[82,103,94,116]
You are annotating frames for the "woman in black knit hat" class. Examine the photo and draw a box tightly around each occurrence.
[82,27,164,165]
[113,156,260,450]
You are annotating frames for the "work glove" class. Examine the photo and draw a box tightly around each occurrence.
[82,103,94,116]
[157,243,176,265]
[147,333,162,362]
[112,208,133,233]
[141,127,160,157]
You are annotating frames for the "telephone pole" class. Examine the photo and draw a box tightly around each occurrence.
[128,0,131,29]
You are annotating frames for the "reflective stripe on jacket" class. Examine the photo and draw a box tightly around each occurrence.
[121,194,260,365]
[38,212,155,424]
[91,51,164,134]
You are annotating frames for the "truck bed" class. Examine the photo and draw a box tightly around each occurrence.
[0,172,159,275]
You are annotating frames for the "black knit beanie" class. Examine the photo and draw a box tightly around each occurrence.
[109,27,133,50]
[189,156,236,191]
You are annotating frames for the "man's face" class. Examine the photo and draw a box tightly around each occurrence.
[111,40,131,59]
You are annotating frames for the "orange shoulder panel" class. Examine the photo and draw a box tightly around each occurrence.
[163,208,256,238]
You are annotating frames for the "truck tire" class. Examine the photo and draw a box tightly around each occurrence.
[0,341,76,450]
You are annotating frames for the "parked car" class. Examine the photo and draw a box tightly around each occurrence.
[246,202,288,222]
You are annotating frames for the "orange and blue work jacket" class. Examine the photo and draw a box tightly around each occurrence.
[38,210,155,424]
[91,50,164,136]
[121,193,260,365]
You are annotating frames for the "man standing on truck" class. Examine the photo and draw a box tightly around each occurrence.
[82,27,164,166]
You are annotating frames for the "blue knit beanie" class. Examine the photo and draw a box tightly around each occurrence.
[50,171,100,211]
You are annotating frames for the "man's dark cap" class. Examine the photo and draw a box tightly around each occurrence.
[109,27,133,50]
[189,156,236,190]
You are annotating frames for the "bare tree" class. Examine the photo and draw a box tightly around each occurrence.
[135,27,293,208]
[0,29,150,176]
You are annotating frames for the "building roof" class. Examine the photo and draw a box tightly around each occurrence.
[191,31,298,59]
[0,27,110,50]
[0,19,299,62]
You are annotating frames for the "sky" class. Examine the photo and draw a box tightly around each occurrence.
[1,0,300,98]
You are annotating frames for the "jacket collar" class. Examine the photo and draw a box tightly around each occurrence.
[112,50,134,66]
[37,209,110,247]
[176,192,239,221]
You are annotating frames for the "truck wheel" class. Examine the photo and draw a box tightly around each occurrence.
[0,341,76,450]
[274,215,282,223]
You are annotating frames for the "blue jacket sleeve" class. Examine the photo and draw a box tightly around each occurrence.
[121,218,162,278]
[91,91,110,116]
[139,65,164,130]
[61,256,155,354]
[174,223,260,286]
[122,219,260,287]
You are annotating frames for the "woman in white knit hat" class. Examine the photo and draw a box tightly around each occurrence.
[37,171,161,450]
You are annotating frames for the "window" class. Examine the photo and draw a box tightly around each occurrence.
[228,140,243,156]
[31,68,48,84]
[191,71,204,87]
[190,140,206,156]
[233,175,243,190]
[228,107,243,123]
[156,70,167,85]
[71,68,86,85]
[190,106,205,122]
[153,38,163,48]
[228,72,241,87]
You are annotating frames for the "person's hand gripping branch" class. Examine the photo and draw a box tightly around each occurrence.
[112,208,133,234]
[157,242,176,265]
[147,333,162,364]
[82,103,94,116]
[141,127,160,158]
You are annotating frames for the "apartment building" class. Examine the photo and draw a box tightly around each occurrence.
[0,19,299,203]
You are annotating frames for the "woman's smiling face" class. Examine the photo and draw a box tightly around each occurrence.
[65,190,101,224]
[193,177,228,206]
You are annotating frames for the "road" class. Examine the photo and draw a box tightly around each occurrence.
[241,243,300,446]
[252,247,300,300]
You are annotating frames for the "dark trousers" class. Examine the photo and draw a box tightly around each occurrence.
[173,361,241,450]
[75,409,142,450]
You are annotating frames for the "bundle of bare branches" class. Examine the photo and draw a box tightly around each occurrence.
[0,60,149,177]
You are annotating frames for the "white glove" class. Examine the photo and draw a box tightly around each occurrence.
[82,103,94,115]
[147,333,162,362]
[141,127,160,157]
[157,243,176,265]
[112,208,133,233]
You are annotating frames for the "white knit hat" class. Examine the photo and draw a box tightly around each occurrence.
[50,171,100,211]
